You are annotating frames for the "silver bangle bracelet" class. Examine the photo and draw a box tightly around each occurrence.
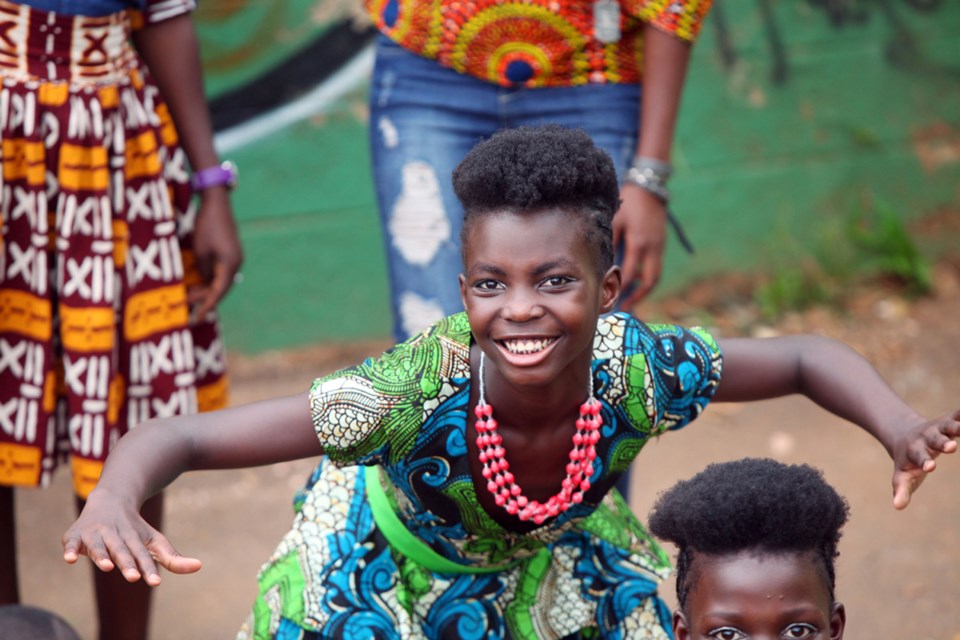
[632,156,673,178]
[625,166,671,202]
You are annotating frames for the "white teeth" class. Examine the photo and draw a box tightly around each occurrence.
[502,338,555,354]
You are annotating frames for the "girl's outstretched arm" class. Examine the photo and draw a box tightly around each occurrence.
[714,336,959,509]
[62,393,320,585]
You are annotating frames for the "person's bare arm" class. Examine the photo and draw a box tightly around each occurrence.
[62,394,320,584]
[132,13,243,319]
[715,336,960,509]
[616,25,692,306]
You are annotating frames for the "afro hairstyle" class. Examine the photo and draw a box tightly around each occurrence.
[452,125,621,276]
[648,457,850,611]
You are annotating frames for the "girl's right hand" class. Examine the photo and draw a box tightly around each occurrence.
[61,488,202,586]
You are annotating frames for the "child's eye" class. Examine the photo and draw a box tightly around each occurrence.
[782,623,817,639]
[708,628,746,640]
[474,280,503,291]
[540,275,574,288]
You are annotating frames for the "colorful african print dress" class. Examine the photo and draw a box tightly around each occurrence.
[364,0,714,87]
[239,312,722,640]
[0,0,227,497]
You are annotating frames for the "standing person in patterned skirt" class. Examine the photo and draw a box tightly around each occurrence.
[61,127,958,640]
[0,1,242,638]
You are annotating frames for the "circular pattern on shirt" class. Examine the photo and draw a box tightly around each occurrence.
[449,7,588,87]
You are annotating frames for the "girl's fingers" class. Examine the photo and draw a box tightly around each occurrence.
[120,527,165,583]
[62,532,83,564]
[81,533,117,572]
[892,470,922,510]
[94,531,142,581]
[146,534,202,576]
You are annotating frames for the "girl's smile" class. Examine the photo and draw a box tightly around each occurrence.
[459,207,620,395]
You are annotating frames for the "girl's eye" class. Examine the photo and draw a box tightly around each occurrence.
[474,280,503,291]
[540,275,573,288]
[782,623,817,639]
[708,628,746,640]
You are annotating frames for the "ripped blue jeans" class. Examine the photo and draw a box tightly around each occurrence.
[369,34,641,342]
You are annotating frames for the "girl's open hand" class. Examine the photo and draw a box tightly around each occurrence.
[62,489,201,586]
[890,409,960,510]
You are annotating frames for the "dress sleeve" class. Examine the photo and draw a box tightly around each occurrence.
[309,329,451,466]
[641,322,722,433]
[138,0,196,25]
[626,0,714,42]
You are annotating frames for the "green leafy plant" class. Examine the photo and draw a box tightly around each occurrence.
[753,195,931,321]
[755,265,833,322]
[846,198,932,296]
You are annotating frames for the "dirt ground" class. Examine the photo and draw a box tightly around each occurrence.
[15,259,960,640]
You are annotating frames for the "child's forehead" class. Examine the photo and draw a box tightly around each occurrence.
[465,208,597,256]
[694,549,830,593]
[468,206,591,234]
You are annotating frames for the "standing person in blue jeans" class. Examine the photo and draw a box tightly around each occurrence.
[368,1,713,342]
[367,0,714,499]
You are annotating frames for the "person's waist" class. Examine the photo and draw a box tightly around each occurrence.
[0,0,137,83]
[365,465,546,574]
[8,0,142,17]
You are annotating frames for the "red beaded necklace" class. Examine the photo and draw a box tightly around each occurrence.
[474,352,602,525]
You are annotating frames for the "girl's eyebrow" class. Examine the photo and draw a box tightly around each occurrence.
[467,263,507,277]
[467,258,579,278]
[532,258,578,276]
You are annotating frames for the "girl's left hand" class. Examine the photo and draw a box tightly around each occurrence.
[890,409,960,509]
[188,187,244,320]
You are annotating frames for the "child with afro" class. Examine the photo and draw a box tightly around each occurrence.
[649,458,850,640]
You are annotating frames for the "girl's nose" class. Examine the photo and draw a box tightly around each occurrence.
[500,291,544,322]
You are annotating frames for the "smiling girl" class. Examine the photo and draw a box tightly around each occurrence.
[62,126,958,639]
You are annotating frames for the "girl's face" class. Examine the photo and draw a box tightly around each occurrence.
[674,551,845,640]
[459,208,620,390]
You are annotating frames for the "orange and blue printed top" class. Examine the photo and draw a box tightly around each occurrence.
[364,0,713,87]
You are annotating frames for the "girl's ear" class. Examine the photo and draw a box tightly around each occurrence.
[459,273,469,310]
[599,265,622,313]
[829,602,846,640]
[672,610,689,640]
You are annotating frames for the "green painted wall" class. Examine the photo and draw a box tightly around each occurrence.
[195,1,960,354]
